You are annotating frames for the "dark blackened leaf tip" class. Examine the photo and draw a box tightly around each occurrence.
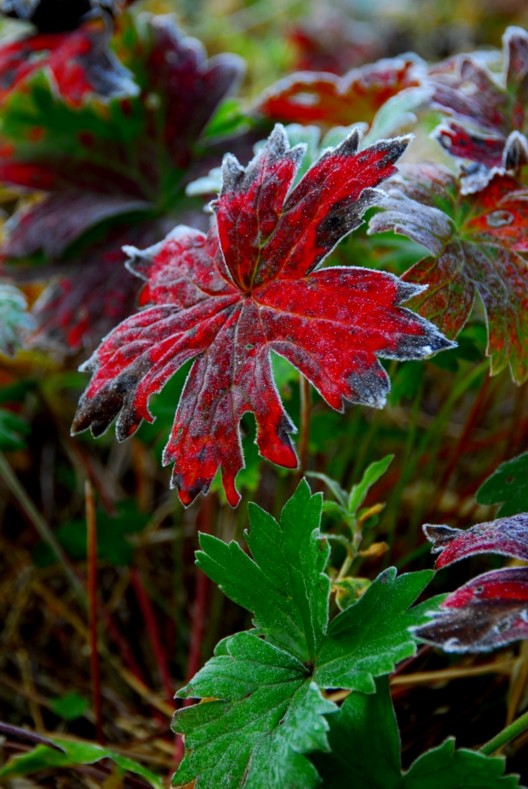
[423,523,459,551]
[376,134,412,168]
[220,153,245,193]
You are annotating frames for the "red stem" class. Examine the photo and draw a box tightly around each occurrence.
[130,567,174,703]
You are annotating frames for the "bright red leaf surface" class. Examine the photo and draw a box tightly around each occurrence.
[256,56,424,128]
[431,27,528,190]
[72,125,451,507]
[0,18,136,105]
[369,162,528,383]
[416,514,528,652]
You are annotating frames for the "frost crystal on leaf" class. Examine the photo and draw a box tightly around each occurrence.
[72,124,452,507]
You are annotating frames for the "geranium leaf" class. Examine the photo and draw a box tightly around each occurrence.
[415,566,528,653]
[431,27,528,190]
[315,678,521,787]
[196,480,329,662]
[0,282,34,355]
[256,56,424,130]
[313,567,436,692]
[423,514,528,567]
[0,14,243,243]
[404,738,520,788]
[3,192,150,259]
[0,18,137,105]
[174,482,439,786]
[369,163,528,383]
[313,676,402,788]
[174,632,335,789]
[417,514,528,652]
[72,125,452,507]
[477,452,528,516]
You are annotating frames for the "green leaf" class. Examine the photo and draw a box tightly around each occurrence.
[477,452,528,516]
[403,738,521,788]
[348,454,394,513]
[196,480,330,662]
[49,692,89,721]
[32,502,149,568]
[313,682,521,789]
[0,738,163,786]
[314,568,436,692]
[0,407,30,451]
[313,677,402,789]
[174,631,335,788]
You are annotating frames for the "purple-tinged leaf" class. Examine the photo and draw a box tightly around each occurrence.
[424,513,528,568]
[3,192,149,259]
[415,567,528,653]
[431,26,528,190]
[369,163,528,383]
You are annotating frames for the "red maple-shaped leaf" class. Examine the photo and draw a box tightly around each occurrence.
[369,162,528,384]
[415,514,528,652]
[0,17,137,105]
[72,126,451,507]
[431,27,528,191]
[256,56,424,129]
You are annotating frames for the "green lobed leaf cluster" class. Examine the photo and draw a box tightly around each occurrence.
[171,481,520,788]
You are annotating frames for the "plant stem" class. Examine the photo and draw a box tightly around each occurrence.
[298,374,311,475]
[86,480,104,744]
[0,451,86,605]
[480,709,528,756]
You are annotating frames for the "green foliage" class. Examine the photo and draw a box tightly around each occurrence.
[0,738,163,786]
[314,678,521,788]
[175,633,334,788]
[173,481,438,787]
[32,502,149,567]
[49,692,89,721]
[477,452,528,516]
[0,406,29,450]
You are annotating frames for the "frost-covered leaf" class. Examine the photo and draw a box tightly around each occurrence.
[415,566,528,653]
[0,282,34,355]
[477,452,528,516]
[174,632,335,789]
[423,514,528,567]
[256,56,424,130]
[313,567,435,692]
[72,125,451,506]
[416,514,528,652]
[431,27,528,190]
[369,162,528,383]
[196,480,329,662]
[0,18,137,105]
